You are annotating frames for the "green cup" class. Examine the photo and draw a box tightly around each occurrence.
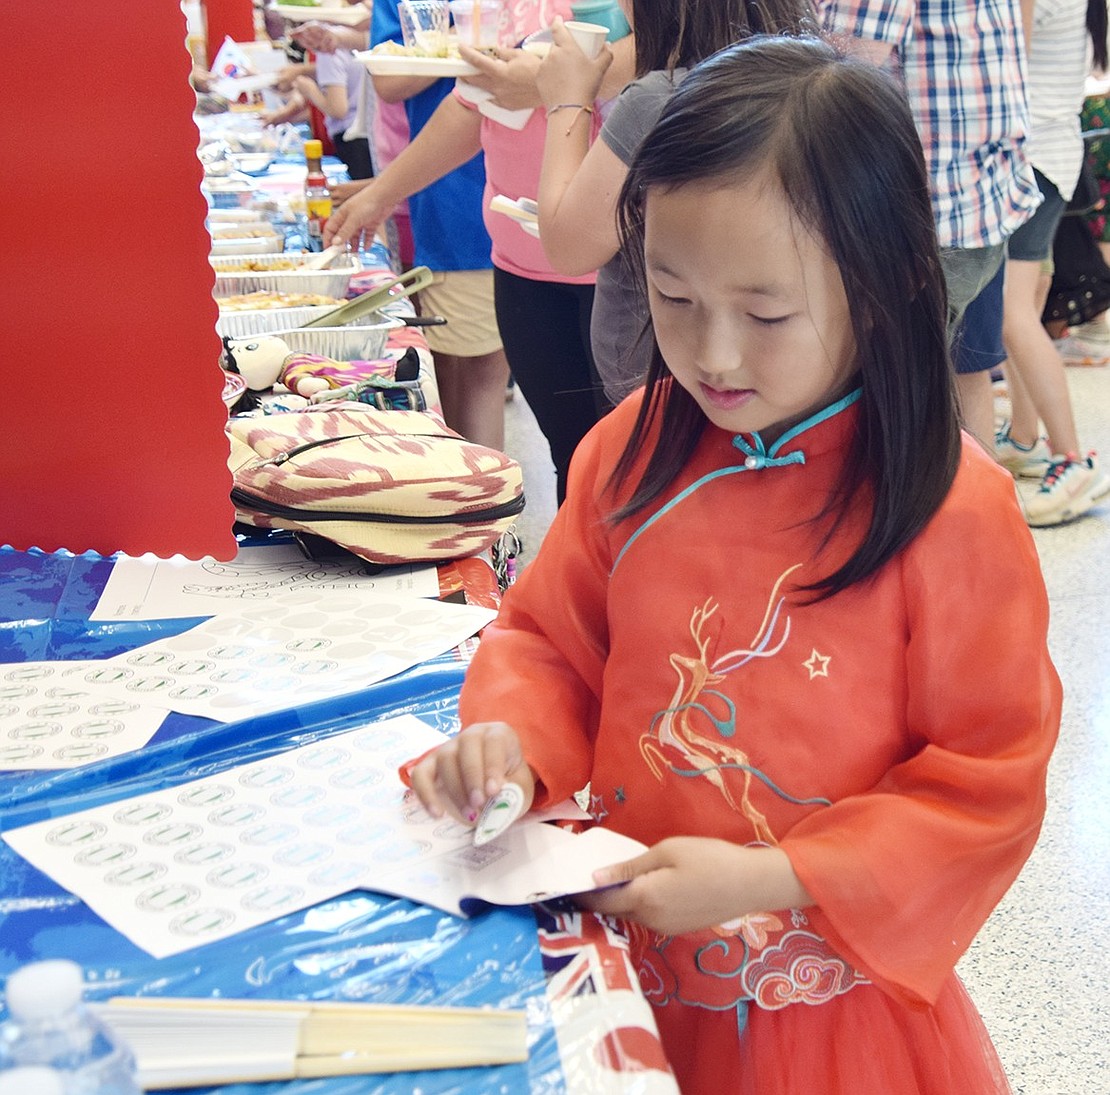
[568,0,630,41]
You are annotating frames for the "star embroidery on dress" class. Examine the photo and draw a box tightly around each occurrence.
[590,793,609,822]
[614,786,626,804]
[803,649,831,679]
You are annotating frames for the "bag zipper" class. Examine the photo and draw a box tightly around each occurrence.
[266,432,375,465]
[230,487,525,525]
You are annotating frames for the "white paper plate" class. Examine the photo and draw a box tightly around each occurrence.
[490,194,540,237]
[273,4,373,26]
[354,50,478,77]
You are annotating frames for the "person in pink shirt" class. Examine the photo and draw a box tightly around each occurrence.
[326,1,635,503]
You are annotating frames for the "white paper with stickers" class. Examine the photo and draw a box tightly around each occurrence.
[0,662,170,770]
[3,716,639,958]
[35,588,496,721]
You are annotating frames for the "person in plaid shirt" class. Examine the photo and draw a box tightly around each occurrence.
[818,0,1042,441]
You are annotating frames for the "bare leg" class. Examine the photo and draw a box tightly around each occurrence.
[1000,358,1040,446]
[1002,258,1080,456]
[432,348,511,451]
[954,371,996,452]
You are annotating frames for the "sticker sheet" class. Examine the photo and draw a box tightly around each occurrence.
[3,716,642,958]
[3,716,457,957]
[56,588,496,721]
[0,662,169,770]
[91,545,439,622]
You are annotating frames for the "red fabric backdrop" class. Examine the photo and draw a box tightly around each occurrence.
[0,1,238,560]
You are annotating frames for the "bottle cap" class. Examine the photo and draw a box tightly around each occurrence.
[304,139,323,159]
[0,1067,67,1095]
[5,959,84,1021]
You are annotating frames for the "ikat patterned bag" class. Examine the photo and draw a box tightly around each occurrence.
[227,404,525,566]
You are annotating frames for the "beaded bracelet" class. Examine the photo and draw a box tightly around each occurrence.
[545,103,594,135]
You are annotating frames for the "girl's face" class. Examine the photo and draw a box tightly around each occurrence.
[644,171,858,443]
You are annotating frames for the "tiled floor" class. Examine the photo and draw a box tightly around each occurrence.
[502,361,1110,1094]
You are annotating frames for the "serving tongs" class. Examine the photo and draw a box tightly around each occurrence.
[297,266,433,328]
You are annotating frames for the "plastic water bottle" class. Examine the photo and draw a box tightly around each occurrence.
[0,1066,67,1095]
[0,960,142,1094]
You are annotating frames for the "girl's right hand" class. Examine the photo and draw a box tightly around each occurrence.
[409,722,536,826]
[535,17,613,111]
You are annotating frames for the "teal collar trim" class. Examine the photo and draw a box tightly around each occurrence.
[760,387,861,458]
[610,388,861,576]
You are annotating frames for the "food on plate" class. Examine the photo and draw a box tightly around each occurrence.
[368,37,497,60]
[372,39,457,59]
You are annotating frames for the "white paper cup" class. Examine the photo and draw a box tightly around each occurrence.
[448,0,501,47]
[564,20,608,59]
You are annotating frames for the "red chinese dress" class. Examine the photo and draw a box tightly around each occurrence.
[460,391,1061,1093]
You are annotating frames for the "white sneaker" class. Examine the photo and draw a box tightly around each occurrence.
[1072,316,1110,345]
[1024,453,1104,527]
[1053,334,1110,367]
[995,425,1053,479]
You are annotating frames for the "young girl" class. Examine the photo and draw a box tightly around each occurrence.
[535,0,815,402]
[410,37,1061,1093]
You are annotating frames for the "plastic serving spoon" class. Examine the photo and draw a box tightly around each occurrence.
[298,265,433,328]
[300,243,345,271]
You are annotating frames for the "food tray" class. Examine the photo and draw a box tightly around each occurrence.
[273,4,373,26]
[210,235,286,257]
[202,178,257,209]
[271,317,406,361]
[354,49,478,77]
[216,304,345,340]
[211,253,361,298]
[207,208,268,224]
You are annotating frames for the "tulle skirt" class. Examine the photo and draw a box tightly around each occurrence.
[653,974,1011,1094]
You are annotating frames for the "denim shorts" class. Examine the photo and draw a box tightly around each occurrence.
[952,261,1006,375]
[1007,168,1067,263]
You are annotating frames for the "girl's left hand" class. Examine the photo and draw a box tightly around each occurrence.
[535,17,612,112]
[457,45,543,110]
[579,838,812,937]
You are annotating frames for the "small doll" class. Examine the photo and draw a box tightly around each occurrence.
[221,335,413,392]
[222,335,425,411]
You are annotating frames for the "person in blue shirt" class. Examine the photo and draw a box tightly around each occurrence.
[295,10,511,451]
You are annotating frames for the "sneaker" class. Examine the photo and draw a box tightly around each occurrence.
[1053,334,1110,368]
[1024,452,1104,526]
[1072,316,1110,345]
[995,424,1053,479]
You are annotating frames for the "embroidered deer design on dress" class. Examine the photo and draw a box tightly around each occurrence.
[640,565,803,843]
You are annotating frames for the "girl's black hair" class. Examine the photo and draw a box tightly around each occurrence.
[1088,0,1108,73]
[610,36,962,601]
[630,0,816,77]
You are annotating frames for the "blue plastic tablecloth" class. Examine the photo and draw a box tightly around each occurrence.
[0,546,565,1094]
